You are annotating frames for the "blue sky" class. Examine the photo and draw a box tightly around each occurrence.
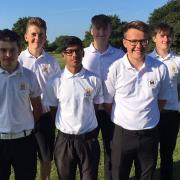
[1,0,168,42]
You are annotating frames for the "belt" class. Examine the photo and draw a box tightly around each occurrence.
[161,110,178,114]
[0,129,32,140]
[58,128,99,140]
[120,126,158,136]
[97,104,105,110]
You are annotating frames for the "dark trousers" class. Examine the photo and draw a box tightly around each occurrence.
[96,110,114,180]
[35,112,55,161]
[0,135,37,180]
[54,128,100,180]
[158,110,180,180]
[111,124,159,180]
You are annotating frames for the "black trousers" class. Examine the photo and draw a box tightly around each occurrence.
[158,110,180,180]
[96,110,114,180]
[111,124,159,180]
[0,135,37,180]
[54,128,100,180]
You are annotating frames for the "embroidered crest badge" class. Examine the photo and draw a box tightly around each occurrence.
[19,82,26,90]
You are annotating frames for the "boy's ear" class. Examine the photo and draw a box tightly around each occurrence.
[24,33,28,42]
[61,52,64,58]
[90,28,93,36]
[152,35,156,42]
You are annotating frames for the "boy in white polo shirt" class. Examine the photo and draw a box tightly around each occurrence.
[0,29,42,180]
[44,36,104,180]
[149,23,180,180]
[82,14,124,180]
[18,17,61,180]
[104,21,171,180]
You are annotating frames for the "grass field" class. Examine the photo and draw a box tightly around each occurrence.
[10,53,180,179]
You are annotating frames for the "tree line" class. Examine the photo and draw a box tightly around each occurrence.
[12,0,180,52]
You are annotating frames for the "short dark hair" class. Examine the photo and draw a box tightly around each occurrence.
[60,36,83,52]
[91,14,111,29]
[26,17,47,32]
[0,29,21,48]
[123,20,149,38]
[152,23,173,37]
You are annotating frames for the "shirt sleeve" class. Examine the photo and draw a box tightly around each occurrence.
[176,57,180,84]
[103,63,116,103]
[29,72,42,98]
[93,77,104,104]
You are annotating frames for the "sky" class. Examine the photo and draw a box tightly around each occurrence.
[1,0,169,42]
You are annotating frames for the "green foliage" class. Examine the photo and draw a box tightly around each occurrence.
[109,15,127,49]
[51,35,69,53]
[12,17,30,49]
[148,0,180,52]
[83,30,93,48]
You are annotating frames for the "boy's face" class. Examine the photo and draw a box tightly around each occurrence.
[153,30,172,52]
[123,28,148,62]
[0,41,19,72]
[91,24,111,44]
[25,25,46,50]
[62,45,84,71]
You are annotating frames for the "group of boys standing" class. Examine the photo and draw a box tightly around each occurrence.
[0,14,179,180]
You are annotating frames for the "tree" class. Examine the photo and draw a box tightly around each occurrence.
[12,17,30,49]
[83,15,127,49]
[148,0,180,52]
[53,35,69,53]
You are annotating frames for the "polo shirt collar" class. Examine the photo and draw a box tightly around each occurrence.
[152,49,175,61]
[63,66,86,79]
[123,54,134,69]
[123,54,151,70]
[89,43,114,55]
[25,48,46,59]
[0,63,23,75]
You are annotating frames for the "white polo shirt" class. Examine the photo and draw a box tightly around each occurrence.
[18,49,61,112]
[82,43,124,80]
[149,50,180,111]
[104,54,171,130]
[0,65,41,133]
[44,67,104,134]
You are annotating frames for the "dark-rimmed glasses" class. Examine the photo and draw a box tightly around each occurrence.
[124,38,148,46]
[63,49,83,56]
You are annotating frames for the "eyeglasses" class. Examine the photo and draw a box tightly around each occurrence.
[124,38,148,46]
[63,49,83,56]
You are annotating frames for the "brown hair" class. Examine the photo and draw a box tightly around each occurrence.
[152,23,173,37]
[0,29,21,49]
[91,14,111,29]
[26,17,47,32]
[123,20,149,38]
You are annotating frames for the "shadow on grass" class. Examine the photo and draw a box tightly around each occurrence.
[129,161,180,180]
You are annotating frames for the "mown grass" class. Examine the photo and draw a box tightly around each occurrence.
[10,53,180,179]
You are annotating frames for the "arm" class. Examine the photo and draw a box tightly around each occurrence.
[158,99,167,111]
[50,106,57,123]
[178,83,180,102]
[30,96,42,123]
